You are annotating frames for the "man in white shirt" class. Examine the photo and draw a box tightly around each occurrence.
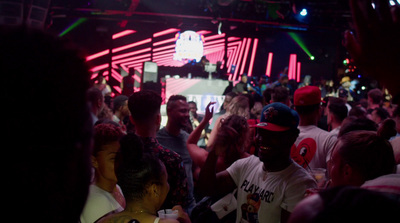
[325,97,348,137]
[291,86,337,171]
[198,102,317,223]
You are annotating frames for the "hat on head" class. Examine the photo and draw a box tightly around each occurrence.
[340,76,351,84]
[294,86,321,106]
[252,102,299,131]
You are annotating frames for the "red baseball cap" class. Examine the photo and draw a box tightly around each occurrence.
[294,86,321,106]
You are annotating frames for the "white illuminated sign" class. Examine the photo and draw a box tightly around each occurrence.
[173,30,204,62]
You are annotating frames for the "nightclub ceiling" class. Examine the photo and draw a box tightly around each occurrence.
[48,0,352,34]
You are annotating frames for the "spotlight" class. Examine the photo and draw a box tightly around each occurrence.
[310,56,315,60]
[300,8,307,16]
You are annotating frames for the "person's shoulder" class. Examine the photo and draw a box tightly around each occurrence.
[97,213,135,223]
[86,185,110,200]
[152,144,183,165]
[231,155,260,168]
[285,162,317,184]
[85,192,112,207]
[361,174,400,195]
[180,129,190,137]
[300,125,331,138]
[156,127,169,137]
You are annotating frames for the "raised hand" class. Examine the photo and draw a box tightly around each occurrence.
[204,101,216,123]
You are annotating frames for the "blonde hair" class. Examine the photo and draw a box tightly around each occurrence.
[227,95,250,119]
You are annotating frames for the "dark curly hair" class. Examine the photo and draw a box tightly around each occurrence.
[214,114,250,166]
[115,133,166,202]
[93,123,124,156]
[128,90,162,124]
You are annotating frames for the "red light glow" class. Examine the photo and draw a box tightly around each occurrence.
[265,52,273,77]
[86,49,110,61]
[112,30,136,39]
[288,54,297,80]
[153,28,180,37]
[247,38,258,76]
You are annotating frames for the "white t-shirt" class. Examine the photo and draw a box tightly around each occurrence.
[292,125,337,170]
[226,155,317,223]
[80,184,124,223]
[361,174,400,195]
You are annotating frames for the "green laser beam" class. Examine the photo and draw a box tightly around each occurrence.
[59,18,87,37]
[287,32,314,59]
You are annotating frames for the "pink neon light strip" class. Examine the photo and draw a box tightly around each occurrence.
[197,30,212,35]
[203,39,225,46]
[153,37,177,46]
[153,28,180,37]
[240,38,252,76]
[247,38,258,76]
[113,86,122,94]
[203,43,225,49]
[112,48,152,61]
[226,47,238,73]
[153,54,172,61]
[114,53,152,64]
[153,44,176,52]
[228,41,241,46]
[297,62,301,82]
[204,46,225,55]
[228,37,241,41]
[153,49,176,56]
[112,30,136,39]
[266,52,273,77]
[111,69,122,83]
[91,73,97,80]
[226,46,237,72]
[121,57,152,67]
[112,38,151,53]
[90,63,109,72]
[288,54,297,80]
[230,41,243,71]
[233,38,247,80]
[204,33,226,41]
[86,49,110,61]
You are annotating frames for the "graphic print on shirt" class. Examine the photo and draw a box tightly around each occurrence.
[240,179,274,223]
[290,138,317,168]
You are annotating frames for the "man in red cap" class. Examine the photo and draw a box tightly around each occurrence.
[291,86,337,175]
[198,102,317,223]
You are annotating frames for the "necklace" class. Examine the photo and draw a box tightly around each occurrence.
[131,210,155,215]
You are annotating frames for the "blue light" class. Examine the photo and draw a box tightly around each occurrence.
[300,8,307,16]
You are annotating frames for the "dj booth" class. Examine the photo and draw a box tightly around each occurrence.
[140,62,231,111]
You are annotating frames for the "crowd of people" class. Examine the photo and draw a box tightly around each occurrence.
[4,1,400,223]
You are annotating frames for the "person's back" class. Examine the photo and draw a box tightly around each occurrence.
[2,26,93,222]
[338,116,378,137]
[271,86,291,107]
[291,86,337,170]
[289,186,400,223]
[128,90,190,212]
[121,68,135,97]
[367,88,383,114]
[99,133,191,223]
[329,130,396,188]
